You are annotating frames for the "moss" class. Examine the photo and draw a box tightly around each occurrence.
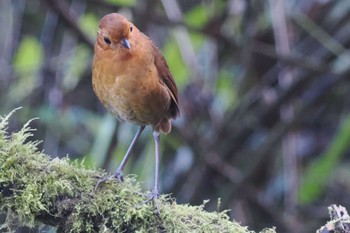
[0,109,276,232]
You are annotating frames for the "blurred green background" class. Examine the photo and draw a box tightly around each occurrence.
[2,0,350,232]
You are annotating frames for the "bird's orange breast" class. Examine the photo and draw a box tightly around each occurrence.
[92,45,171,127]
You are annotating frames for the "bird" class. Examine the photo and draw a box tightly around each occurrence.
[92,13,180,200]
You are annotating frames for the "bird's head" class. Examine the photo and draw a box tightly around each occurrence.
[96,13,133,51]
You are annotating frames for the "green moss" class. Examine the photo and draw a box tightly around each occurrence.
[0,109,276,232]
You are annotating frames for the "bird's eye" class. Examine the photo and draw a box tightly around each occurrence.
[104,37,111,45]
[130,26,133,32]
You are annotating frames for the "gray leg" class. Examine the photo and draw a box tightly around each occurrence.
[95,125,145,190]
[153,131,160,198]
[143,131,160,206]
[114,125,145,181]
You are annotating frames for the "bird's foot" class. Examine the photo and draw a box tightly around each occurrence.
[143,189,160,214]
[114,170,124,182]
[145,189,159,203]
[94,174,114,190]
[94,170,124,190]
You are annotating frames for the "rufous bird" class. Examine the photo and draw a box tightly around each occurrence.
[92,13,180,200]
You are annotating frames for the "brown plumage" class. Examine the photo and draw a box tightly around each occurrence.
[92,13,180,199]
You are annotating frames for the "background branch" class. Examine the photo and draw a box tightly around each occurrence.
[2,1,350,232]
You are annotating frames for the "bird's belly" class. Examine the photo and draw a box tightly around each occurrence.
[93,75,137,124]
[104,94,139,123]
[93,70,169,127]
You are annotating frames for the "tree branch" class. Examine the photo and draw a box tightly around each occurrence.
[0,109,275,232]
[43,0,94,49]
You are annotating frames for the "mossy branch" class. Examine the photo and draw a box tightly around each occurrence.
[0,109,276,233]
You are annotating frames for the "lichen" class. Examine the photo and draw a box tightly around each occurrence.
[0,109,276,232]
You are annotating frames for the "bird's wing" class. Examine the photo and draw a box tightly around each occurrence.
[152,44,180,118]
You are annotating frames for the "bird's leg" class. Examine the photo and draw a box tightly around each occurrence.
[145,131,160,204]
[114,125,145,181]
[95,125,145,190]
[153,131,160,199]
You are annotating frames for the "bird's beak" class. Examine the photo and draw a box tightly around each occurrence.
[121,38,131,49]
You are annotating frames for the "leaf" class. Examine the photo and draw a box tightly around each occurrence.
[79,13,99,38]
[13,35,43,76]
[62,44,91,91]
[90,114,117,168]
[216,70,237,111]
[298,114,350,204]
[105,0,136,7]
[184,5,209,28]
[163,36,188,88]
[11,36,43,102]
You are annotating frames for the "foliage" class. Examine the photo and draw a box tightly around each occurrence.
[0,110,276,233]
[299,114,350,204]
[1,0,350,232]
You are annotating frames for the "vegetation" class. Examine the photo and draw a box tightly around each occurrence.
[1,0,350,232]
[0,110,276,232]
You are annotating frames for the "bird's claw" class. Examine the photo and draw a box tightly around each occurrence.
[145,191,159,203]
[133,189,161,214]
[94,170,124,190]
[144,189,160,213]
[114,170,124,182]
[95,175,113,190]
